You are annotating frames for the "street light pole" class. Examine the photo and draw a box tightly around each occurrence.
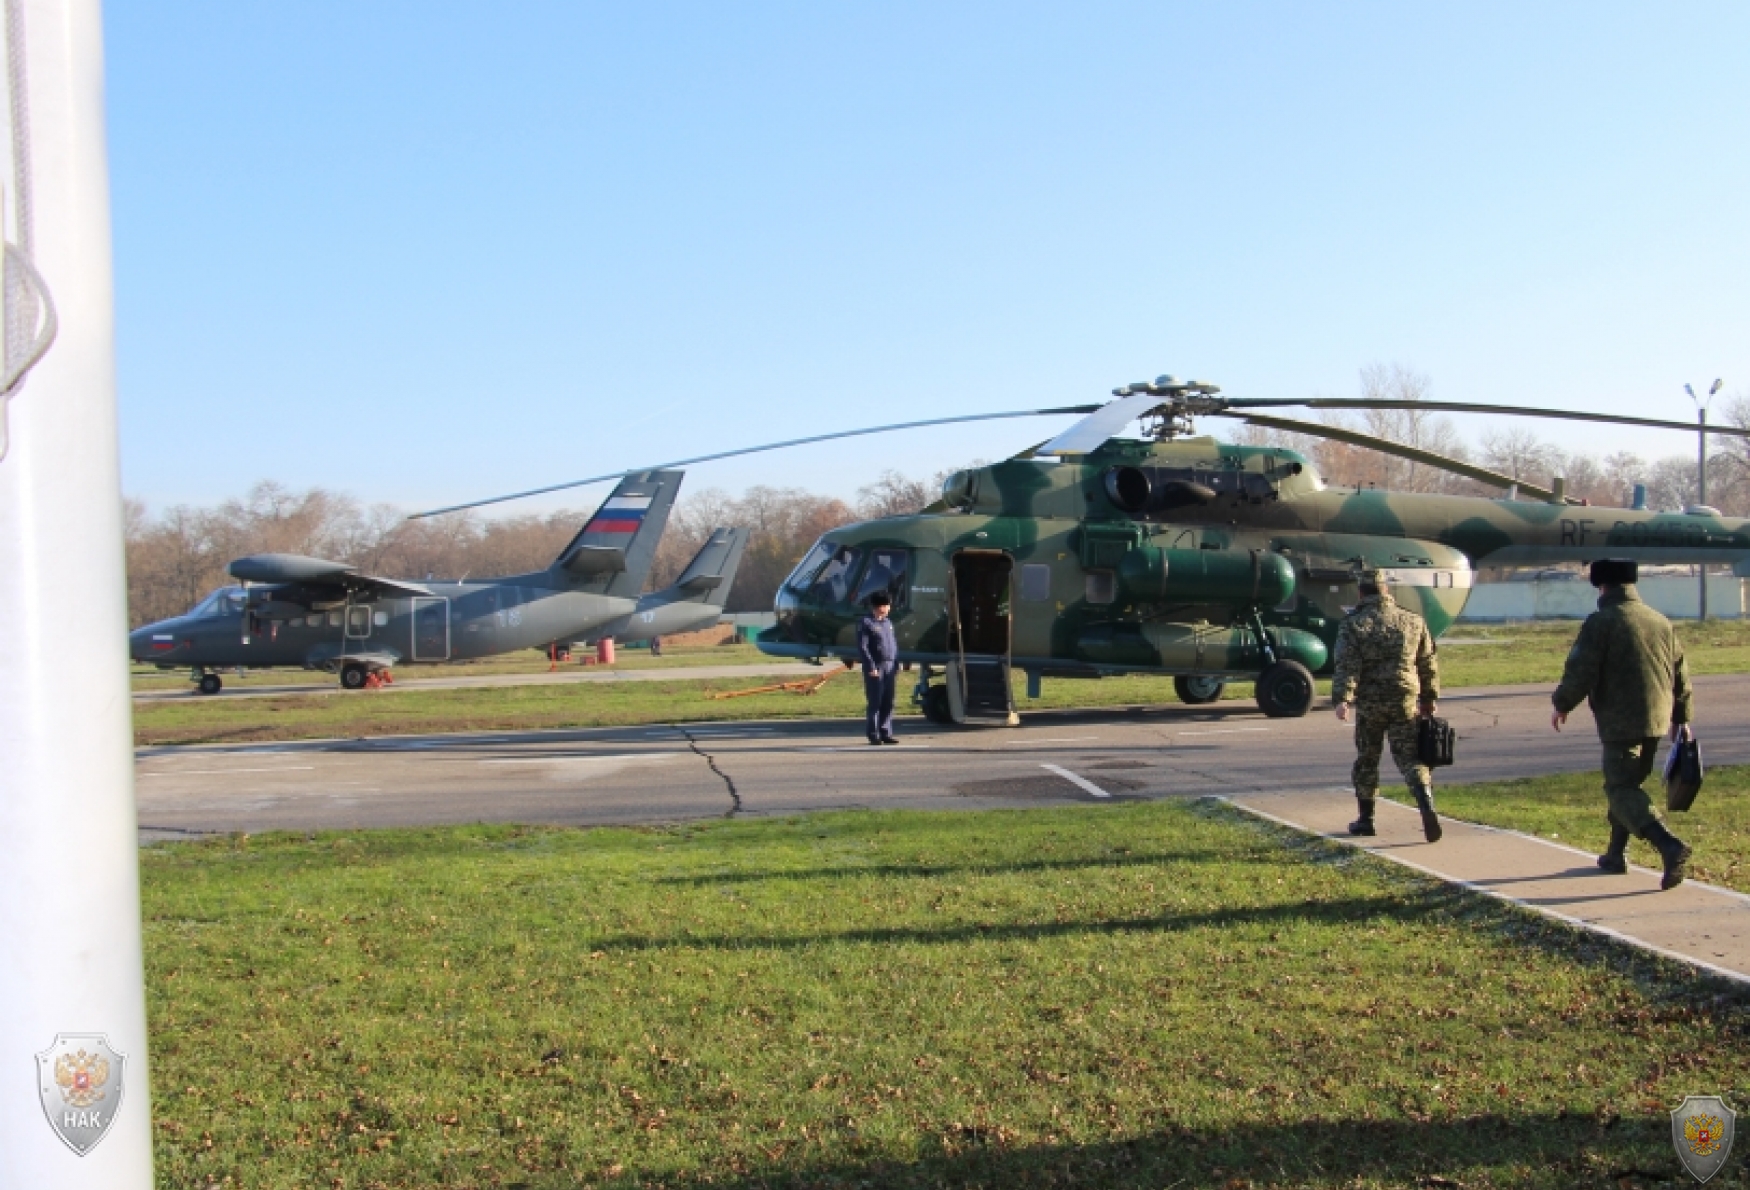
[1686,378,1725,620]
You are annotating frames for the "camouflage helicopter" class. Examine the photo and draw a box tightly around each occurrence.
[419,377,1750,724]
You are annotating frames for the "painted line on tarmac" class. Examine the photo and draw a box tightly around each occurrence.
[1177,728,1271,736]
[140,766,316,777]
[1040,764,1111,799]
[1026,737,1102,744]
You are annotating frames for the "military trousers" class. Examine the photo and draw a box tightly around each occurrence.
[1599,736,1661,834]
[1352,710,1430,795]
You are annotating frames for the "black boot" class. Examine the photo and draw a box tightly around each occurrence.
[1410,782,1442,843]
[1348,797,1376,837]
[1596,824,1630,875]
[1640,820,1692,891]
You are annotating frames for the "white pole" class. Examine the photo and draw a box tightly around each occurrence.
[0,0,153,1184]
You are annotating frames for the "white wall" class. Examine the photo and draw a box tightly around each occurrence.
[1460,576,1747,621]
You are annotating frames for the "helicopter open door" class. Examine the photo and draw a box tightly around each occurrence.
[947,551,1019,726]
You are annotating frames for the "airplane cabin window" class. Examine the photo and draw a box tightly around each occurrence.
[374,611,390,627]
[328,612,343,628]
[1020,564,1051,602]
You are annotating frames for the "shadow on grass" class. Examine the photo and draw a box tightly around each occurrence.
[652,849,1255,886]
[589,894,1404,954]
[637,1112,1696,1190]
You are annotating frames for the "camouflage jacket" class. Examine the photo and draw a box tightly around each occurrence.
[1331,591,1439,718]
[1552,586,1691,741]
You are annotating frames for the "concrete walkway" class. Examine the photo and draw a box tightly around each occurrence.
[1228,788,1750,985]
[132,661,824,702]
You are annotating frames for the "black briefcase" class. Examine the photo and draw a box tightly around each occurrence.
[1665,725,1704,813]
[1417,716,1456,768]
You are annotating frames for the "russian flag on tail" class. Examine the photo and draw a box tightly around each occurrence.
[584,495,653,536]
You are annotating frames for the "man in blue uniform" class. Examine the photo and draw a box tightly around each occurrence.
[858,591,900,745]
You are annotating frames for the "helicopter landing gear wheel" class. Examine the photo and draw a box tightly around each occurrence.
[340,662,370,690]
[1173,675,1226,705]
[920,684,953,725]
[196,672,222,696]
[1254,659,1315,718]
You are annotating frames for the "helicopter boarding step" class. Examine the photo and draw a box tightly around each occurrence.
[1226,787,1750,985]
[958,656,1016,723]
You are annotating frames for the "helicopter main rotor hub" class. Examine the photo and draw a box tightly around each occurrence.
[1112,374,1226,440]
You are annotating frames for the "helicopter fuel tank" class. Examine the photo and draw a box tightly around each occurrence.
[1116,546,1296,607]
[1075,621,1329,673]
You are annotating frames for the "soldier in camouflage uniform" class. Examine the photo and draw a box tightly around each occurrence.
[1551,558,1693,889]
[1332,569,1442,841]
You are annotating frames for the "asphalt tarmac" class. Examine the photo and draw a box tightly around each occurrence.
[134,673,1750,841]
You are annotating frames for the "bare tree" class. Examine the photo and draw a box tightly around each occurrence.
[1480,427,1563,485]
[856,470,938,520]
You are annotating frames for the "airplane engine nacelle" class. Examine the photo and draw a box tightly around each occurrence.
[1116,547,1296,608]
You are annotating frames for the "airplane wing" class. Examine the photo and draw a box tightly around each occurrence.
[228,553,433,607]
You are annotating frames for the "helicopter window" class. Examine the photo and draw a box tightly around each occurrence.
[328,611,343,628]
[1085,572,1116,605]
[1020,564,1051,602]
[854,549,910,606]
[784,541,838,593]
[809,545,863,604]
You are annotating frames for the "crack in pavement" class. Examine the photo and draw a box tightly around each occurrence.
[675,725,743,817]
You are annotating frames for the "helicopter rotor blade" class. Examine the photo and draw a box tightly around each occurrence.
[1221,397,1750,439]
[1035,391,1169,456]
[409,404,1101,519]
[1211,411,1569,503]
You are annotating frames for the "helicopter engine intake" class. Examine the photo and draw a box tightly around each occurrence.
[1116,546,1296,608]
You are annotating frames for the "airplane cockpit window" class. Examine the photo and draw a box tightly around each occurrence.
[809,545,863,604]
[188,587,246,619]
[854,548,910,607]
[783,540,838,593]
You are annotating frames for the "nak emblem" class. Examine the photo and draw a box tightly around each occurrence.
[35,1033,126,1155]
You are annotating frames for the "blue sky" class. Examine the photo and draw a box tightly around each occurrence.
[107,2,1750,517]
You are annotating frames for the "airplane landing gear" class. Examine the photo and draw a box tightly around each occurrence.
[195,671,222,695]
[340,662,369,690]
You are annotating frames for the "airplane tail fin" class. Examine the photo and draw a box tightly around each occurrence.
[552,470,684,598]
[652,527,750,606]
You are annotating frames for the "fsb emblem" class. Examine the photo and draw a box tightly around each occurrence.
[1672,1095,1736,1184]
[35,1033,127,1155]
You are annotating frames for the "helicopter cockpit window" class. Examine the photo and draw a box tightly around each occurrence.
[783,541,838,593]
[809,545,863,604]
[854,549,910,607]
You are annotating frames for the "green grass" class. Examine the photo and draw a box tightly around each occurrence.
[131,620,1750,747]
[1386,762,1750,894]
[144,801,1750,1188]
